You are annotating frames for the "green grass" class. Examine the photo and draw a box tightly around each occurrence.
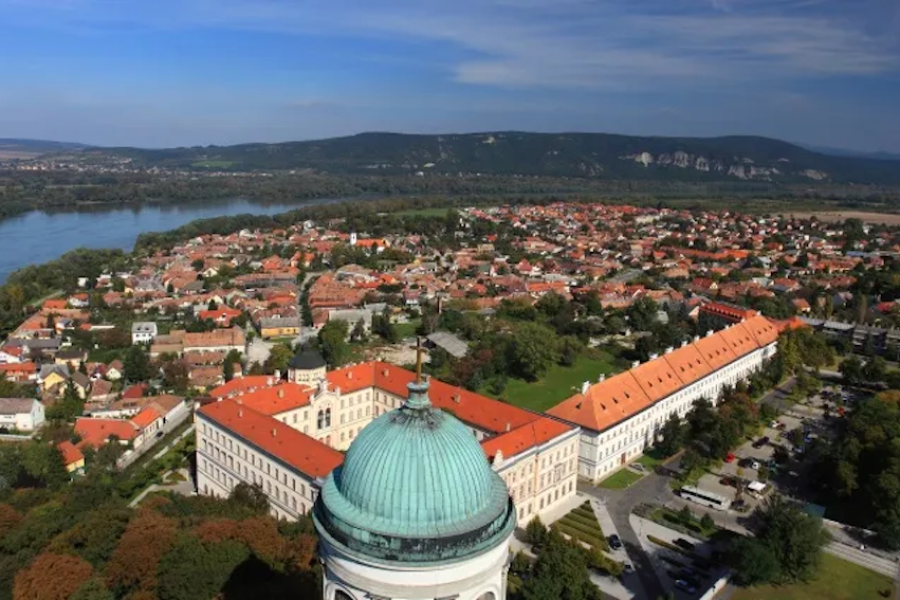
[484,352,622,412]
[553,501,608,551]
[395,320,421,340]
[598,467,645,490]
[191,160,236,168]
[731,553,895,600]
[636,448,668,470]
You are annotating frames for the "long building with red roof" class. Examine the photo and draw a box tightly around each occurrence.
[547,315,778,481]
[197,358,580,524]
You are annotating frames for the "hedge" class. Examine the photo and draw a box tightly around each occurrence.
[558,517,605,541]
[647,535,692,556]
[552,523,607,551]
[562,513,603,532]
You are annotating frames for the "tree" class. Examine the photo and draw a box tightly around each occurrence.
[229,482,270,514]
[656,414,687,457]
[839,355,864,386]
[729,536,780,586]
[264,344,294,375]
[223,349,242,382]
[157,535,250,600]
[105,509,178,596]
[521,531,601,600]
[13,552,94,600]
[21,442,69,489]
[700,513,715,531]
[318,320,351,367]
[350,318,367,342]
[69,579,115,600]
[509,322,560,381]
[754,494,830,583]
[558,335,582,367]
[161,359,189,393]
[123,345,152,382]
[525,515,548,547]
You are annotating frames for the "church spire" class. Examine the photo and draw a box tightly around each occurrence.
[406,337,431,410]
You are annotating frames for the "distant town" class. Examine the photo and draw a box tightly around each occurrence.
[2,201,900,600]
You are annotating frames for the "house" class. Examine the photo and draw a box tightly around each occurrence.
[88,379,114,404]
[259,317,302,339]
[57,440,85,474]
[106,360,124,381]
[68,293,90,308]
[132,322,159,345]
[0,361,37,383]
[0,346,24,364]
[71,372,91,400]
[0,398,46,432]
[55,348,87,369]
[183,328,246,354]
[75,417,137,448]
[198,307,242,327]
[39,364,70,394]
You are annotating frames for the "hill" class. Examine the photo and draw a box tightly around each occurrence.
[0,138,91,159]
[57,131,900,185]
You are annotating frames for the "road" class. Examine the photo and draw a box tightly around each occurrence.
[579,459,680,600]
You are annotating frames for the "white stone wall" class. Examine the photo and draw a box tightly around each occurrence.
[579,341,777,482]
[195,415,321,521]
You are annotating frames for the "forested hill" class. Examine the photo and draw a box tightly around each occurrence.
[75,132,900,185]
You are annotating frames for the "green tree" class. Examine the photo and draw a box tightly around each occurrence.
[525,515,548,547]
[157,536,250,600]
[656,414,686,457]
[318,320,351,367]
[754,494,830,583]
[521,531,601,600]
[558,336,582,367]
[839,355,864,386]
[350,318,367,342]
[264,344,294,375]
[729,536,780,586]
[161,359,189,393]
[509,322,560,381]
[700,513,715,531]
[69,578,115,600]
[229,483,270,514]
[123,345,152,382]
[223,349,242,382]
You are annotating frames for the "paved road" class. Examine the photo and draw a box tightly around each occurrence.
[579,458,681,600]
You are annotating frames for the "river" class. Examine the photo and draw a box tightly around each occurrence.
[0,198,332,283]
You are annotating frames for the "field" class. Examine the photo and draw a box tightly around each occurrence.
[192,160,237,169]
[395,319,421,340]
[394,207,452,218]
[780,210,900,225]
[731,553,895,600]
[598,467,644,490]
[487,352,623,412]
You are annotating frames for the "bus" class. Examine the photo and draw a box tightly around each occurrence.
[679,485,731,511]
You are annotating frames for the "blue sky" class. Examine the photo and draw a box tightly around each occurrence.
[1,0,898,151]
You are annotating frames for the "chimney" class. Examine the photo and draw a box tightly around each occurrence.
[693,335,700,342]
[271,428,277,437]
[681,340,688,347]
[649,353,659,360]
[632,360,640,369]
[274,369,281,380]
[267,377,273,386]
[277,389,284,399]
[706,330,714,337]
[238,409,243,418]
[506,422,511,432]
[597,373,605,383]
[665,346,674,354]
[581,381,590,395]
[452,394,461,403]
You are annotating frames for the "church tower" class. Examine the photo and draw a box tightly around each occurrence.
[287,345,327,385]
[313,341,516,600]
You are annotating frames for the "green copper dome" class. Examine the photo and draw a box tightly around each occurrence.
[313,378,516,565]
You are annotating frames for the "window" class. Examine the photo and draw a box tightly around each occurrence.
[325,408,332,427]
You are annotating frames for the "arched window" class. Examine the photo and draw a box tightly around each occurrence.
[476,592,496,600]
[325,408,332,427]
[334,591,355,600]
[317,410,324,430]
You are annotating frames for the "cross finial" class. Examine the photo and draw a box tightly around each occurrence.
[415,336,423,383]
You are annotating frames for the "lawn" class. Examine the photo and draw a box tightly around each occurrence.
[487,352,623,412]
[636,448,668,470]
[731,553,895,600]
[598,467,645,490]
[395,319,421,340]
[551,501,608,551]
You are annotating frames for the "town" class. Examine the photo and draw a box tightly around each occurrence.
[2,201,899,600]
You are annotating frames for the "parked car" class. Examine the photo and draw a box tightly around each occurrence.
[609,534,622,550]
[675,579,697,594]
[674,538,695,551]
[752,436,770,449]
[623,562,634,574]
[732,499,749,512]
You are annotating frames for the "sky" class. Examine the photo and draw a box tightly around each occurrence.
[0,0,898,151]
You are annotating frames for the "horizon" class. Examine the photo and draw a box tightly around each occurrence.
[0,0,898,152]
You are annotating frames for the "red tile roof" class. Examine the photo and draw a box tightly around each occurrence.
[131,407,161,429]
[198,399,343,478]
[549,317,780,432]
[75,418,137,447]
[57,440,84,466]
[233,383,314,416]
[481,417,573,461]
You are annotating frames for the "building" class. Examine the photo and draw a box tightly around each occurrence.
[57,440,85,474]
[259,317,301,339]
[197,349,579,526]
[314,368,516,600]
[0,398,45,432]
[548,315,779,482]
[183,328,246,354]
[132,322,159,345]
